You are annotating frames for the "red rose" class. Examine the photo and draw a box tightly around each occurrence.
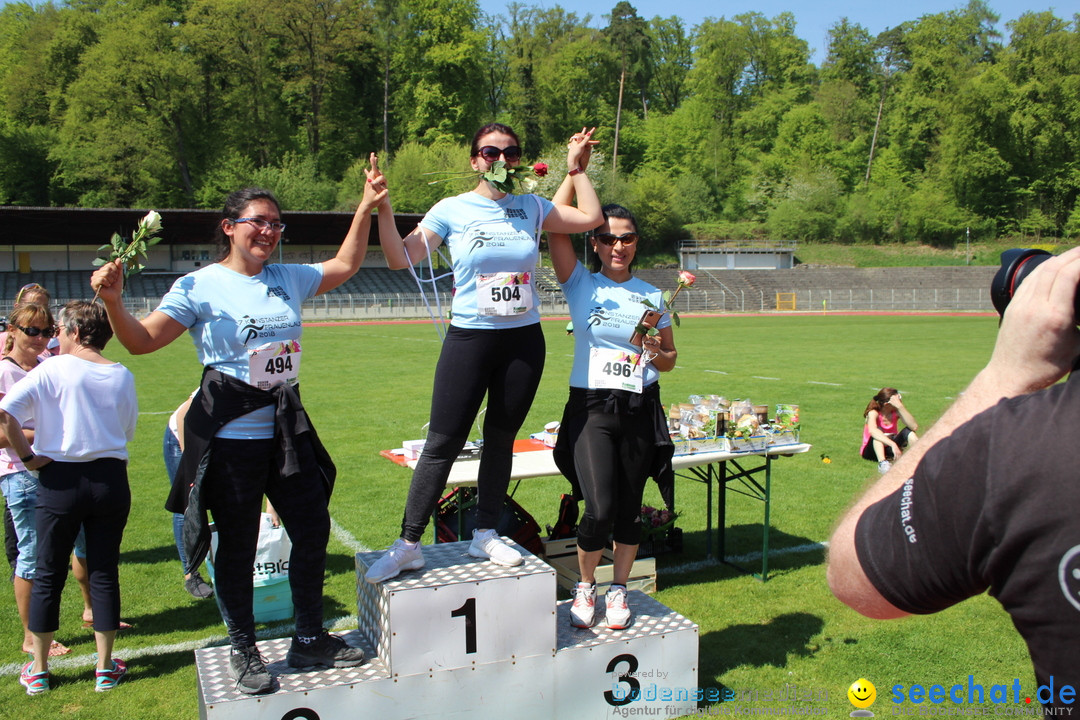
[532,162,548,177]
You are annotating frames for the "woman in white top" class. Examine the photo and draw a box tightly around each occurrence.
[0,301,137,695]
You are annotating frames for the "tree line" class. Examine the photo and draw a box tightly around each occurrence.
[0,0,1077,251]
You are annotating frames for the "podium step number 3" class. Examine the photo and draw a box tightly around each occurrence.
[194,539,698,720]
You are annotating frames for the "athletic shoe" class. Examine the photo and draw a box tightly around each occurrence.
[19,661,48,695]
[365,538,424,583]
[878,460,892,474]
[468,528,523,567]
[184,571,214,599]
[94,658,127,692]
[229,646,273,695]
[604,585,632,630]
[570,582,597,628]
[286,631,365,669]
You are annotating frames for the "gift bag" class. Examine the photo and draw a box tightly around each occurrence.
[208,513,294,622]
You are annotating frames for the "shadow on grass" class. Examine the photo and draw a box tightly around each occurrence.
[120,544,183,566]
[699,611,824,680]
[655,525,825,585]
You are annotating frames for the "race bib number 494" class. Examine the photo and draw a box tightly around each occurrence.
[477,272,533,316]
[588,347,643,393]
[248,340,301,390]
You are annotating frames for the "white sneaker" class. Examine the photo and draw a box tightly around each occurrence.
[878,460,892,475]
[604,585,632,630]
[365,539,424,583]
[468,528,523,567]
[570,582,596,628]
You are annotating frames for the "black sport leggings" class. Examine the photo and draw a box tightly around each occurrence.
[401,323,546,542]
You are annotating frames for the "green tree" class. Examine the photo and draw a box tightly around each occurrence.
[605,1,650,176]
[648,16,691,114]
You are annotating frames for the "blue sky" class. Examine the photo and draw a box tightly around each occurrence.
[476,0,1071,63]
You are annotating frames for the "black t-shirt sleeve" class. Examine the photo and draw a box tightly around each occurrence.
[854,412,994,614]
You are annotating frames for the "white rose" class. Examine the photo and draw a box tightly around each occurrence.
[140,210,163,234]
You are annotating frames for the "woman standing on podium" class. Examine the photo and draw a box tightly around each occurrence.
[91,170,385,695]
[548,140,677,630]
[364,123,602,583]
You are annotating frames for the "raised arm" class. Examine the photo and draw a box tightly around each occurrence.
[889,394,919,434]
[828,246,1080,618]
[548,136,596,284]
[543,128,603,234]
[318,153,389,295]
[90,260,188,355]
[372,172,443,270]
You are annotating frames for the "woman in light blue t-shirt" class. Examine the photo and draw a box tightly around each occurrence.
[365,124,603,583]
[548,144,677,632]
[90,171,386,695]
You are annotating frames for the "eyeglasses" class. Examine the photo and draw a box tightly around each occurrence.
[594,232,639,246]
[477,145,522,163]
[231,217,286,233]
[12,323,57,338]
[14,283,45,305]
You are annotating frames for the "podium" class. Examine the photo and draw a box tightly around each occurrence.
[195,540,699,719]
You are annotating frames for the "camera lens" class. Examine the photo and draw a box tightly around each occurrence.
[991,248,1080,321]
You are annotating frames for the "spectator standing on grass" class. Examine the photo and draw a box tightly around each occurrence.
[829,248,1080,713]
[163,393,213,599]
[3,283,56,577]
[364,123,602,583]
[0,301,136,695]
[860,387,919,474]
[547,138,677,630]
[90,169,385,695]
[0,303,75,658]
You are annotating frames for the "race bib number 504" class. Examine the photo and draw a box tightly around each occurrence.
[248,340,301,390]
[477,272,533,316]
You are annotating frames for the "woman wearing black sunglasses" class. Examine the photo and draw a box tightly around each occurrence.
[365,123,602,582]
[547,143,677,631]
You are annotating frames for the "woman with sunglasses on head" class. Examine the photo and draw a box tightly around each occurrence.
[0,301,136,694]
[91,165,386,695]
[547,141,676,630]
[364,124,602,582]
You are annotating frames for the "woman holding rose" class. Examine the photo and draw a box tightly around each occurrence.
[91,165,385,695]
[365,123,602,582]
[547,140,677,630]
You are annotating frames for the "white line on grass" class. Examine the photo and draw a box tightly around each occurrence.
[704,370,728,375]
[0,519,372,678]
[807,381,843,386]
[752,376,781,381]
[661,541,827,576]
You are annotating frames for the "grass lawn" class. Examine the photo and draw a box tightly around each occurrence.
[0,312,1040,718]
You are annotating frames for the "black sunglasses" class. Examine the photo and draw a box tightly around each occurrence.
[477,145,522,163]
[12,323,57,338]
[594,232,639,246]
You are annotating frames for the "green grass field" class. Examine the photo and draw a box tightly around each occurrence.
[0,312,1040,718]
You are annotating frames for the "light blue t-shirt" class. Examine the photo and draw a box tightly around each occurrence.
[420,191,553,329]
[155,262,323,439]
[560,262,671,390]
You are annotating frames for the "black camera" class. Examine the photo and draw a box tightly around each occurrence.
[991,248,1080,320]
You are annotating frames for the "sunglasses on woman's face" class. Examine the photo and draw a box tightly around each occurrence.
[594,232,639,246]
[477,145,522,163]
[12,323,57,338]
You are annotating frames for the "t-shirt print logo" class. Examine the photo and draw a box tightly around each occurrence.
[587,306,610,329]
[505,208,527,220]
[266,285,291,301]
[239,315,265,345]
[1057,544,1080,612]
[470,232,494,253]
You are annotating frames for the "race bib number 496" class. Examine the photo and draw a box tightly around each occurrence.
[588,347,643,393]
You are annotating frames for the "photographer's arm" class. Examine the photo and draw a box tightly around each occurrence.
[828,246,1080,619]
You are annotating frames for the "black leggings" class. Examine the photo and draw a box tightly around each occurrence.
[401,323,546,542]
[559,396,656,552]
[30,459,130,634]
